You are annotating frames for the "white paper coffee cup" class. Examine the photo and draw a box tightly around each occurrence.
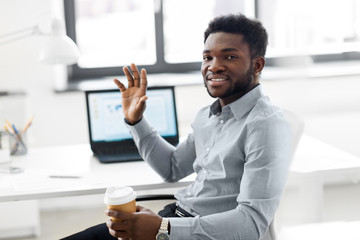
[104,186,137,222]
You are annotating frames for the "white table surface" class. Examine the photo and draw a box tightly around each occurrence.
[289,134,360,183]
[0,144,194,202]
[287,135,360,223]
[1,134,360,206]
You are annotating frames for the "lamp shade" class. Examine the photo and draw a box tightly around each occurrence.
[39,19,80,65]
[39,35,80,65]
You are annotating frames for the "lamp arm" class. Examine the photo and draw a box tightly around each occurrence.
[0,25,43,46]
[0,19,80,65]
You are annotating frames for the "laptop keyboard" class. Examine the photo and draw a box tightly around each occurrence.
[97,152,142,163]
[98,144,137,154]
[96,146,142,163]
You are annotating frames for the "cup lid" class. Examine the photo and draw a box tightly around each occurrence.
[104,186,137,205]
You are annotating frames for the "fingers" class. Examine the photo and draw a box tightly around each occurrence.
[106,209,135,221]
[106,212,133,239]
[122,63,147,89]
[137,95,148,109]
[130,63,141,87]
[107,222,131,239]
[106,218,131,231]
[113,79,126,92]
[122,66,134,88]
[140,68,148,90]
[136,205,145,212]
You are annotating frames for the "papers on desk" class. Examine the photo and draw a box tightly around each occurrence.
[2,168,86,192]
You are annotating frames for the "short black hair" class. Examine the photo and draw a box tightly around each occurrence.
[204,13,268,59]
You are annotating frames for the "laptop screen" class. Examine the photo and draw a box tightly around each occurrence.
[85,86,179,145]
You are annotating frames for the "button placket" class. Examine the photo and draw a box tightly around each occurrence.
[201,114,220,178]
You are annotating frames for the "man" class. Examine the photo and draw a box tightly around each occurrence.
[63,13,292,240]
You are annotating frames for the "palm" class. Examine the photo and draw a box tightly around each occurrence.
[113,63,148,124]
[121,87,146,122]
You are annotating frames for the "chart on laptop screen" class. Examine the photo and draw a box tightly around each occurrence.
[87,88,177,143]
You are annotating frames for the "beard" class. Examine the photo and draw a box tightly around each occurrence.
[204,63,254,99]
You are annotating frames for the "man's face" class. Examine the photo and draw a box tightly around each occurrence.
[201,32,259,106]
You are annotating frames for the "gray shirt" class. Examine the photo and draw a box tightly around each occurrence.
[127,85,292,240]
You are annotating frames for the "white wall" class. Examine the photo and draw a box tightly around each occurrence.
[0,0,88,147]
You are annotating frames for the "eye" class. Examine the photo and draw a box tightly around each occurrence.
[226,55,237,60]
[203,56,212,61]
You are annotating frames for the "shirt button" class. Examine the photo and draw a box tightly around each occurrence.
[220,120,224,124]
[186,192,191,196]
[206,147,210,152]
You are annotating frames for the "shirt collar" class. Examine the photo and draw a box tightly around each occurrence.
[209,84,264,121]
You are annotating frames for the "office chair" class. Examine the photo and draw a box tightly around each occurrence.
[136,194,176,202]
[265,109,305,239]
[283,109,305,159]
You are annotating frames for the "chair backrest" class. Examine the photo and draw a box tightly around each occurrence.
[283,109,305,158]
[264,109,305,240]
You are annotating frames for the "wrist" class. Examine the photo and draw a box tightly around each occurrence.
[124,117,142,126]
[156,217,170,240]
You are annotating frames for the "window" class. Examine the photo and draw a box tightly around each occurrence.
[64,0,252,82]
[64,0,360,84]
[257,0,360,60]
[74,0,156,68]
[162,0,252,63]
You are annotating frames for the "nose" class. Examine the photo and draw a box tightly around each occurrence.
[208,58,225,73]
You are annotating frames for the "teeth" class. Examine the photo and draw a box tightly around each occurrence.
[211,78,226,82]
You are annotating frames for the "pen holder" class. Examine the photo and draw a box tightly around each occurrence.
[9,131,27,155]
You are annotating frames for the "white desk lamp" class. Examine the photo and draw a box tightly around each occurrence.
[0,18,79,65]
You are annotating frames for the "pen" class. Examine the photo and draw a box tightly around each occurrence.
[12,124,19,135]
[22,116,33,133]
[49,175,82,179]
[5,125,18,153]
[5,120,15,133]
[4,125,13,135]
[11,123,26,145]
[6,121,27,153]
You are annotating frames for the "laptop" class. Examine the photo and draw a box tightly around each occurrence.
[85,86,179,163]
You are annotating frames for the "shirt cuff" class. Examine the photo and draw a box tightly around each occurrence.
[168,217,194,239]
[124,117,155,140]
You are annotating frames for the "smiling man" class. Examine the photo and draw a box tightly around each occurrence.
[202,32,264,106]
[62,13,292,240]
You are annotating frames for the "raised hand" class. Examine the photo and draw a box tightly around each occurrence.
[114,63,148,124]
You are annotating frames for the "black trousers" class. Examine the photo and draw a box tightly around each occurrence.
[60,202,192,240]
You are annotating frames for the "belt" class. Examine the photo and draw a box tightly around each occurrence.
[175,205,194,218]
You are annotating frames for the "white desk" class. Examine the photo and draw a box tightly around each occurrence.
[0,144,194,202]
[1,135,360,207]
[1,135,360,238]
[286,135,360,223]
[0,144,194,239]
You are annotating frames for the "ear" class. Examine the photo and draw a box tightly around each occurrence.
[253,56,265,76]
